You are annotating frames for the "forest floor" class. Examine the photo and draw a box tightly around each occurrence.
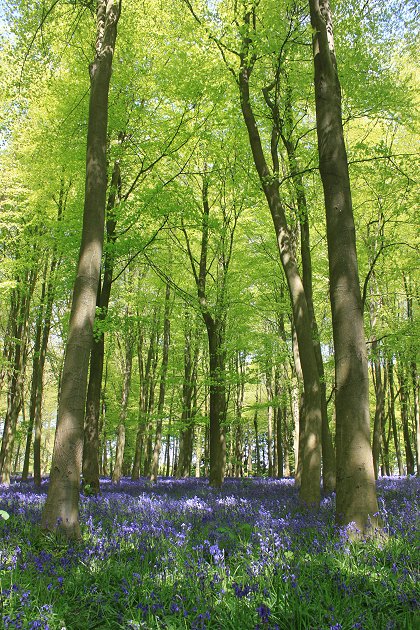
[0,476,418,630]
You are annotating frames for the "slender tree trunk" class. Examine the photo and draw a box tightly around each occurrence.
[150,281,171,482]
[132,313,158,479]
[1,271,35,485]
[207,324,226,486]
[291,327,305,487]
[284,401,291,477]
[21,269,46,481]
[397,362,415,475]
[403,275,420,475]
[182,178,229,487]
[371,342,386,479]
[162,358,176,479]
[98,361,108,475]
[253,386,260,475]
[41,0,121,538]
[387,358,403,475]
[266,370,274,477]
[381,411,390,477]
[246,431,253,475]
[23,180,65,482]
[112,328,133,484]
[143,345,159,477]
[309,0,378,529]
[34,253,62,488]
[83,159,120,493]
[195,425,202,478]
[411,361,420,476]
[290,380,299,479]
[172,437,179,476]
[280,83,335,492]
[165,418,171,477]
[276,405,283,477]
[238,19,321,504]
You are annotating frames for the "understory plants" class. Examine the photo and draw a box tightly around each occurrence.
[0,476,418,629]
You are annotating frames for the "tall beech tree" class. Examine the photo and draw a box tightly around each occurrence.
[41,0,121,538]
[277,74,336,492]
[235,7,322,506]
[309,0,379,530]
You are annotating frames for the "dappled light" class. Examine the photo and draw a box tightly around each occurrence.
[0,476,418,628]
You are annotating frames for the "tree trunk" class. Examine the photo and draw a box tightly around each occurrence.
[412,361,420,476]
[182,177,229,487]
[33,281,57,488]
[195,425,202,478]
[266,370,274,477]
[132,311,158,479]
[150,281,171,482]
[83,159,120,494]
[403,275,420,475]
[207,324,226,486]
[23,180,65,482]
[1,271,35,485]
[253,386,260,475]
[112,327,133,484]
[238,21,321,504]
[280,81,335,492]
[41,0,121,538]
[291,326,305,487]
[22,265,47,481]
[397,361,415,475]
[371,342,386,479]
[387,358,403,475]
[309,0,378,530]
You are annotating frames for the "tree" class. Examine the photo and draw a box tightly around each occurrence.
[309,0,379,531]
[41,0,122,539]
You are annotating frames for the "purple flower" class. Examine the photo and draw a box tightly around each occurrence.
[256,603,271,623]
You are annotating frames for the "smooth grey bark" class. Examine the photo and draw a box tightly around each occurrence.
[309,0,379,530]
[41,0,121,539]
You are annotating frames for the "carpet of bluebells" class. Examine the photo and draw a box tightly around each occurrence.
[0,476,419,630]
